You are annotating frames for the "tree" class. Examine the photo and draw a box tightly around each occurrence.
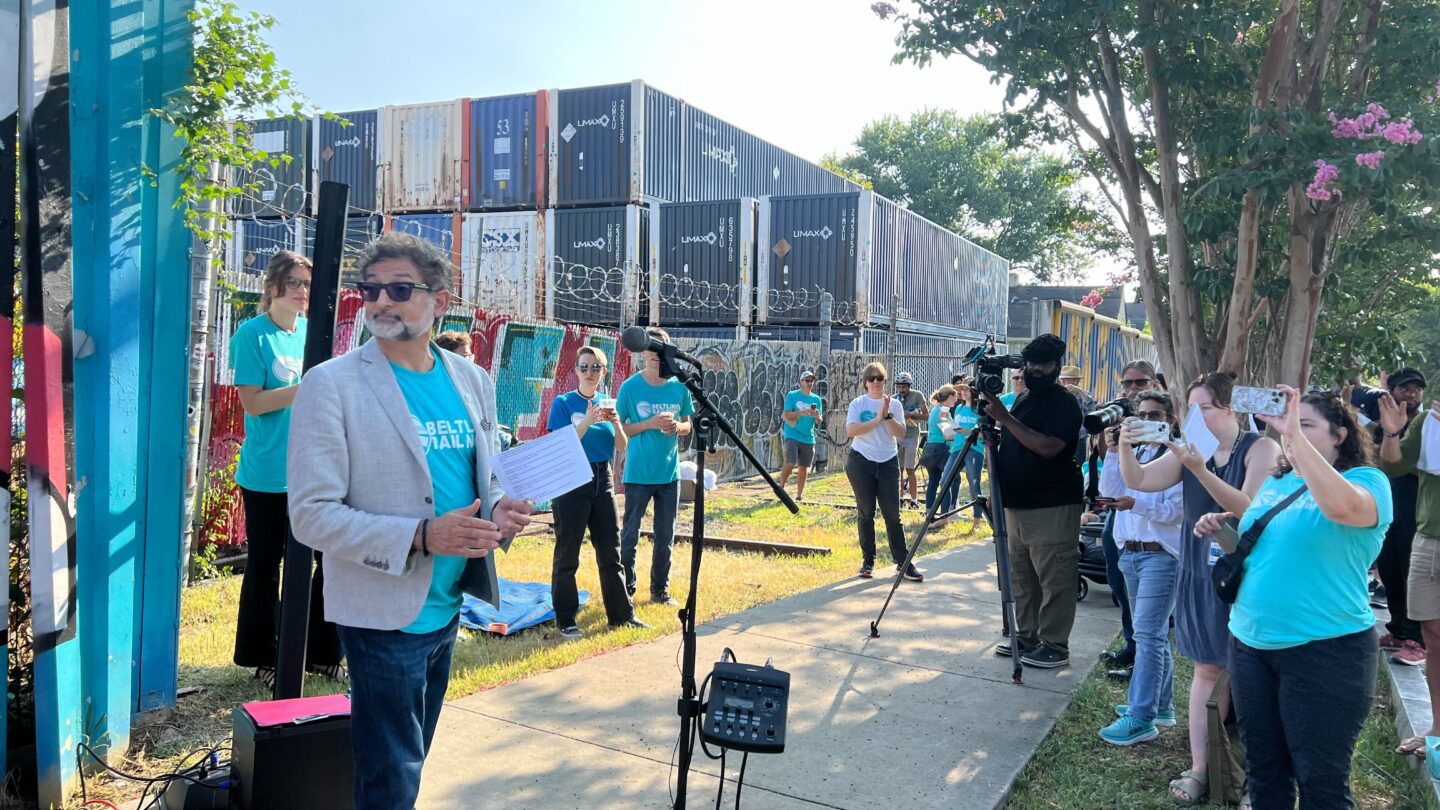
[876,0,1440,387]
[822,110,1121,280]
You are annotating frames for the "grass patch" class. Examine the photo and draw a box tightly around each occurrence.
[90,472,982,803]
[1010,642,1439,809]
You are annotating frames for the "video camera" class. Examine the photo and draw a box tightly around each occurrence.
[961,342,1026,397]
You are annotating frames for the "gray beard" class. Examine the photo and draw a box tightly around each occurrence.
[365,308,435,342]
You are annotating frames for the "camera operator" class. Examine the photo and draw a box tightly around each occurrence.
[986,334,1085,669]
[1098,391,1183,746]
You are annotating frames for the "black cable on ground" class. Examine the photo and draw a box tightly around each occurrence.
[735,752,749,809]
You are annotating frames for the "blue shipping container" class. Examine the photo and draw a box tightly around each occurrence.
[756,192,881,325]
[314,109,380,214]
[469,92,547,210]
[550,81,683,207]
[546,205,650,327]
[303,214,383,283]
[683,104,856,202]
[231,116,311,218]
[897,208,1010,336]
[227,218,304,279]
[388,213,457,257]
[653,198,756,326]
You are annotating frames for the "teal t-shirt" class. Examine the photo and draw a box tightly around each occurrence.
[782,390,823,444]
[951,405,984,452]
[1230,467,1392,650]
[617,374,695,485]
[230,315,307,493]
[547,390,618,463]
[392,349,480,634]
[926,407,949,444]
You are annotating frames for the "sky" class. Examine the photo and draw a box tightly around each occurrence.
[236,0,1009,162]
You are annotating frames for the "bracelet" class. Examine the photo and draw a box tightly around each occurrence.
[1385,429,1405,438]
[420,518,431,557]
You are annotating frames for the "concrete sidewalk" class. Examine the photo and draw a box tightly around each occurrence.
[418,541,1122,809]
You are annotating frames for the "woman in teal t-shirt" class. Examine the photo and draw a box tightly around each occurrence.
[940,381,985,520]
[1194,389,1390,809]
[229,251,342,688]
[920,385,958,515]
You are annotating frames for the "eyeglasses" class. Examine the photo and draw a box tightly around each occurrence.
[801,378,816,383]
[1121,378,1152,388]
[866,376,886,383]
[353,281,436,303]
[284,276,312,292]
[576,363,606,373]
[1011,374,1023,380]
[1136,410,1169,422]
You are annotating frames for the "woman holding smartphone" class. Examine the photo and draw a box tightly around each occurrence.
[1194,389,1390,809]
[1118,373,1280,805]
[921,385,958,516]
[546,346,646,639]
[846,362,922,582]
[940,381,985,520]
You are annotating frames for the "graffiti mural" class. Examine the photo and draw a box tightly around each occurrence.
[1052,301,1158,402]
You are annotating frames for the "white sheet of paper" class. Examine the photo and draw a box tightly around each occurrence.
[1181,403,1221,462]
[1420,414,1440,476]
[491,427,594,503]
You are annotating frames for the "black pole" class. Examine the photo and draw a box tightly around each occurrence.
[670,349,797,809]
[274,180,349,699]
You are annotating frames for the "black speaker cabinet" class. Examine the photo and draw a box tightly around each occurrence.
[232,696,355,809]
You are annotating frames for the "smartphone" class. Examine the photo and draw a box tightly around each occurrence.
[1212,521,1242,554]
[1232,385,1287,417]
[1133,421,1172,444]
[1092,497,1117,511]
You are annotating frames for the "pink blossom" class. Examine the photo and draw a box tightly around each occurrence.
[1355,150,1386,169]
[1080,291,1105,309]
[871,2,897,19]
[1381,119,1424,145]
[1306,159,1340,201]
[1366,102,1390,119]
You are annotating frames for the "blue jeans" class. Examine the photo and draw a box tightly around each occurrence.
[1102,515,1135,657]
[620,480,680,597]
[337,615,459,810]
[940,449,983,516]
[1230,628,1376,809]
[1118,549,1177,722]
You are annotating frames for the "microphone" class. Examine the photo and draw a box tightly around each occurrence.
[621,325,702,368]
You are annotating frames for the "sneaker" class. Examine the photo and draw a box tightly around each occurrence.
[609,617,651,629]
[1105,668,1132,683]
[651,592,679,606]
[1392,640,1427,666]
[857,564,874,579]
[995,640,1038,658]
[1101,648,1135,668]
[1099,715,1159,746]
[1370,584,1388,609]
[254,666,276,691]
[1020,644,1070,669]
[898,563,924,582]
[1115,704,1177,727]
[1379,632,1403,651]
[559,625,583,640]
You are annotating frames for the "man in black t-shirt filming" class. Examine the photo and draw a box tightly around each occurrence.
[983,334,1084,669]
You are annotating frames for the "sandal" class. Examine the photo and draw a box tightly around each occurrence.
[1168,770,1207,806]
[254,666,276,691]
[307,662,349,682]
[1397,735,1427,757]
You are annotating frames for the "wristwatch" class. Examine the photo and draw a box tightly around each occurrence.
[883,411,894,420]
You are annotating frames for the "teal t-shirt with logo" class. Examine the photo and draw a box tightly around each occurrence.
[547,390,618,463]
[392,349,479,634]
[617,374,695,485]
[782,389,823,444]
[951,404,984,452]
[230,315,307,493]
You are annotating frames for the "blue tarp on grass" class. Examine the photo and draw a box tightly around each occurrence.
[459,578,589,636]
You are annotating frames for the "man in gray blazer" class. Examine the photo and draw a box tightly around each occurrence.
[289,233,532,810]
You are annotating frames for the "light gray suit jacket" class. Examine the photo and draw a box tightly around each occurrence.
[287,339,510,630]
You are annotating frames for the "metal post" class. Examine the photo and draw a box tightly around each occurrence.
[274,180,349,699]
[180,161,221,583]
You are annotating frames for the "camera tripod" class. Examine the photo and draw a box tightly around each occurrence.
[867,408,1024,685]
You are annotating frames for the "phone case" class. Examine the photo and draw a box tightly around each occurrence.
[1135,422,1171,443]
[1232,386,1287,416]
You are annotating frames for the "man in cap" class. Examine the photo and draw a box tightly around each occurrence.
[1375,368,1428,666]
[1060,365,1097,412]
[983,334,1085,669]
[779,370,824,501]
[894,371,929,508]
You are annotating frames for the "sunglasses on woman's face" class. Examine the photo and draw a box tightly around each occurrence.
[1121,378,1153,388]
[576,363,606,373]
[352,281,436,303]
[866,375,886,383]
[1136,410,1169,421]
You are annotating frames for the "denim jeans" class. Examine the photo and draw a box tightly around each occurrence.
[1230,628,1376,810]
[1103,515,1135,657]
[620,480,680,597]
[939,449,984,517]
[845,450,908,566]
[337,615,459,810]
[1118,549,1177,722]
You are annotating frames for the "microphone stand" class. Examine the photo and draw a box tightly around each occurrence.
[662,345,799,810]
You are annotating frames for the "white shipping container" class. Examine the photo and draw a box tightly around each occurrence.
[382,100,465,212]
[460,212,545,318]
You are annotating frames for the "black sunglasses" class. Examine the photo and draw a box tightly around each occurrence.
[866,375,886,383]
[1121,378,1152,388]
[1136,410,1169,421]
[353,281,436,303]
[576,363,606,373]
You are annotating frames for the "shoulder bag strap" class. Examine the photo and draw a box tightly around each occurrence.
[1235,483,1309,555]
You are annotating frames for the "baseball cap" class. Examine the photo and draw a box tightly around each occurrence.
[1390,368,1427,390]
[895,372,914,385]
[800,369,817,381]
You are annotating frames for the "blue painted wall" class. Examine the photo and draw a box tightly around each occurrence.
[62,0,194,802]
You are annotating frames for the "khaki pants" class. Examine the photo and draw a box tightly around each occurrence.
[1005,505,1082,652]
